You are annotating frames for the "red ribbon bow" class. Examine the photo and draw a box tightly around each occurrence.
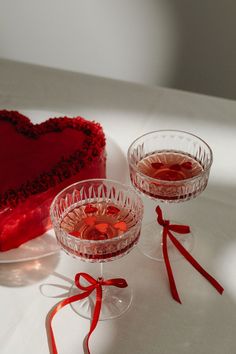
[47,272,128,354]
[156,206,224,303]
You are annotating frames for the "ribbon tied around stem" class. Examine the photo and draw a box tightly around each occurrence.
[156,206,224,304]
[47,272,128,354]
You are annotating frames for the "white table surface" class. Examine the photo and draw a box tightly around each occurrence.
[0,59,236,354]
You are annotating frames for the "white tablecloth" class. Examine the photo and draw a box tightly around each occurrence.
[0,59,236,354]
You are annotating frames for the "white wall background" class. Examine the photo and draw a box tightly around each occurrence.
[0,0,235,99]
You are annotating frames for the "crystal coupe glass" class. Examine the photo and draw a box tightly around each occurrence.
[127,130,213,261]
[50,179,143,319]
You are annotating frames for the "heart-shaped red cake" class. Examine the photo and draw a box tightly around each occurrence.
[0,110,106,251]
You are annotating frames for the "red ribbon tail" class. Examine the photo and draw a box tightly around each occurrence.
[168,232,224,295]
[47,290,93,354]
[85,285,103,354]
[162,229,182,304]
[46,274,126,354]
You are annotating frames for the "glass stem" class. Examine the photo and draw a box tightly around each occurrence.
[99,263,104,280]
[160,202,177,222]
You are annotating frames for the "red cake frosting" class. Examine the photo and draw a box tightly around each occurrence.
[0,110,106,251]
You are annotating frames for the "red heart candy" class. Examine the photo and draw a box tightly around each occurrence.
[95,223,109,234]
[151,162,164,169]
[84,216,97,226]
[114,221,127,232]
[0,110,106,251]
[84,204,98,213]
[181,161,193,170]
[107,206,120,215]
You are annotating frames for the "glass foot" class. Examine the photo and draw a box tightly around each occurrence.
[69,272,133,320]
[139,221,194,261]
